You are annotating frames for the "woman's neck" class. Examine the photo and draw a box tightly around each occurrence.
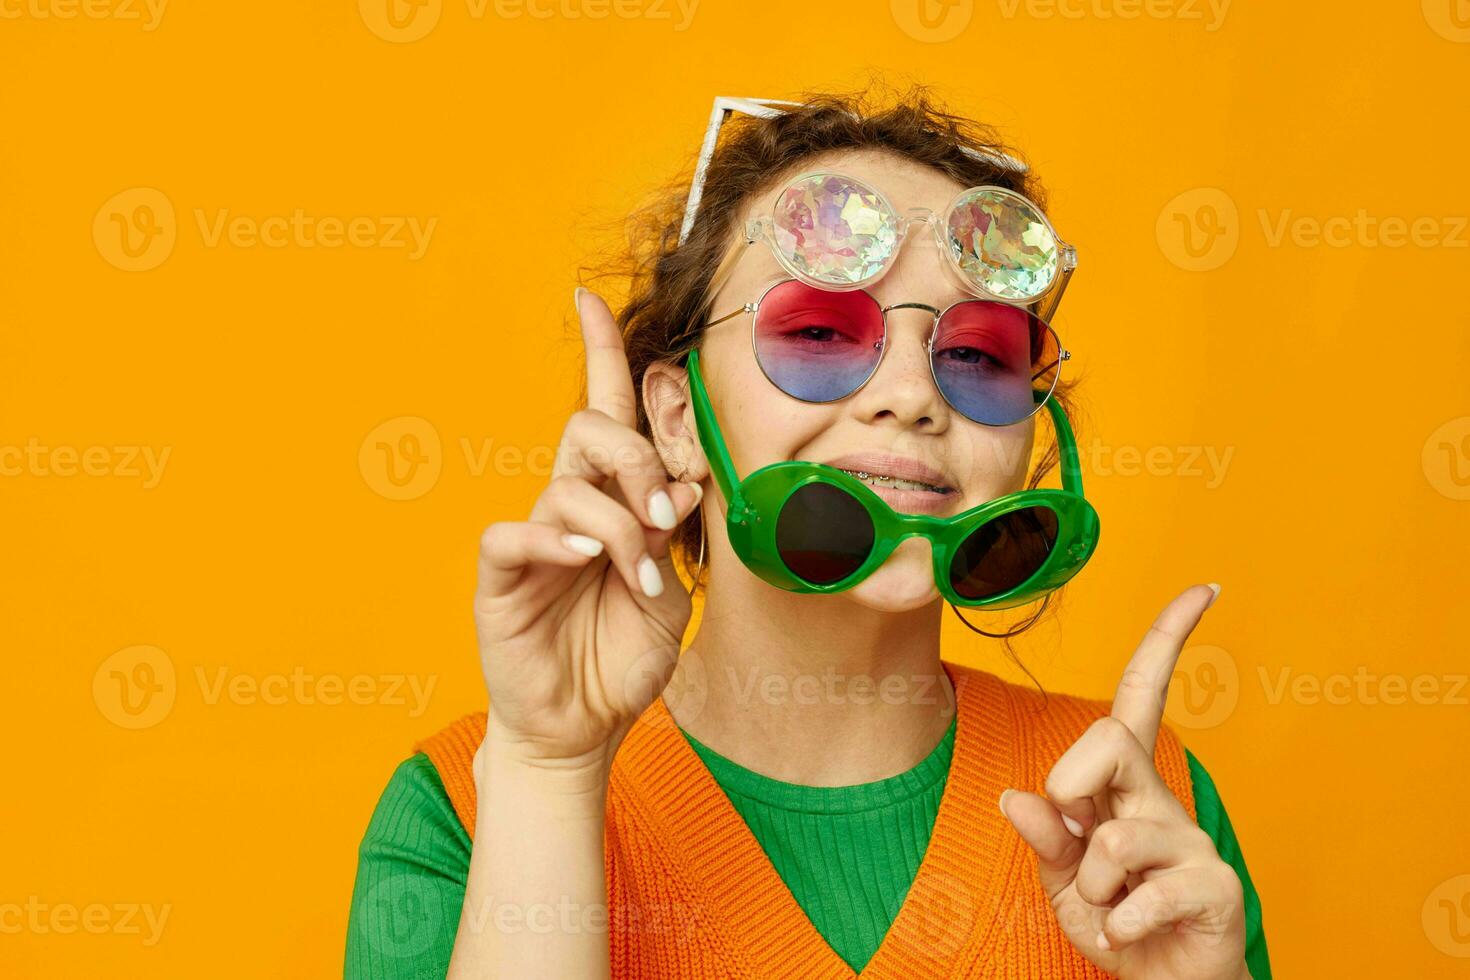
[661,574,957,788]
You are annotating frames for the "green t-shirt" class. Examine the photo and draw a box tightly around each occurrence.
[345,721,1271,978]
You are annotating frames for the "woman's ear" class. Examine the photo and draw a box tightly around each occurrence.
[643,360,709,483]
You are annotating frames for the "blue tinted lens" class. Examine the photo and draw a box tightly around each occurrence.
[930,301,1059,425]
[753,281,885,402]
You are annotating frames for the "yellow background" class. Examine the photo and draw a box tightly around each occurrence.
[3,0,1468,976]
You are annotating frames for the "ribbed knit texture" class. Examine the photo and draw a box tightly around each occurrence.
[407,661,1199,978]
[1187,750,1272,978]
[343,718,1272,979]
[344,754,472,979]
[674,713,956,973]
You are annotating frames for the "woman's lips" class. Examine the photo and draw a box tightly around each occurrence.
[820,452,959,515]
[849,483,957,515]
[822,452,953,488]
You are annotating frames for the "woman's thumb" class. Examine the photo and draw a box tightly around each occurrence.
[1000,788,1085,893]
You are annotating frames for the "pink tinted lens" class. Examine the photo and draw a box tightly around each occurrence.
[753,280,886,403]
[931,301,1058,425]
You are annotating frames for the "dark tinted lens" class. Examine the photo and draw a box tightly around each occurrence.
[948,506,1058,600]
[931,302,1060,426]
[753,280,885,402]
[775,482,876,585]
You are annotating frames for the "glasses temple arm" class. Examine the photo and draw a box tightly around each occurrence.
[684,349,743,509]
[1040,390,1085,497]
[1033,243,1077,325]
[706,305,747,328]
[678,97,807,245]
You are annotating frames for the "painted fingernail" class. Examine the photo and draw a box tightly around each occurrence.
[1206,582,1221,607]
[638,555,664,597]
[1061,813,1086,838]
[562,533,604,557]
[1096,930,1111,951]
[648,489,678,530]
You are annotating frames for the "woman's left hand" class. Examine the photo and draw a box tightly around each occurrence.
[999,584,1251,980]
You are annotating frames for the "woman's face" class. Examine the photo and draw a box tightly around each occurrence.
[671,148,1037,613]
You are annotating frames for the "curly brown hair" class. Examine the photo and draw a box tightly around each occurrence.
[578,80,1083,638]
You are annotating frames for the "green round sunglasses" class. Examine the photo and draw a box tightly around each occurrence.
[685,347,1101,609]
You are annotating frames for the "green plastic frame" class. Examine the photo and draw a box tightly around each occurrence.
[686,348,1101,609]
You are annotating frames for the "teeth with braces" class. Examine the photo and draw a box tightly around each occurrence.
[839,469,949,493]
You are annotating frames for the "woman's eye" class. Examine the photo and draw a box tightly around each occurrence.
[939,345,1002,368]
[780,322,859,344]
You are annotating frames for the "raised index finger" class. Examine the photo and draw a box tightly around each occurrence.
[575,287,638,427]
[1110,583,1219,756]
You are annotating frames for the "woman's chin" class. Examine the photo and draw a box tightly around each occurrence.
[844,545,941,612]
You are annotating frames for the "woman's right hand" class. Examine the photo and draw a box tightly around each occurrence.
[472,287,703,778]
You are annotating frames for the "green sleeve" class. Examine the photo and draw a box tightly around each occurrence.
[344,753,472,980]
[1185,747,1271,980]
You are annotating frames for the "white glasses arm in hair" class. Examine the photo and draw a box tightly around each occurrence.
[676,94,1030,246]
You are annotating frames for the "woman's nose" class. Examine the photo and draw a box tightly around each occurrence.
[849,310,949,430]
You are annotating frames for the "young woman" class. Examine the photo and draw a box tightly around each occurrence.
[345,89,1270,979]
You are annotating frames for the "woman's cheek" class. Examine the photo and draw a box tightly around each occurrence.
[956,431,1034,504]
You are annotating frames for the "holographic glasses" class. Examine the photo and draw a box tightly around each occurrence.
[678,98,1077,323]
[740,170,1076,324]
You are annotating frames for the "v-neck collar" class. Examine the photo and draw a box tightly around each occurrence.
[608,660,1025,979]
[677,710,955,815]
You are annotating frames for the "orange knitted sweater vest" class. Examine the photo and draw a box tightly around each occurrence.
[414,659,1196,978]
